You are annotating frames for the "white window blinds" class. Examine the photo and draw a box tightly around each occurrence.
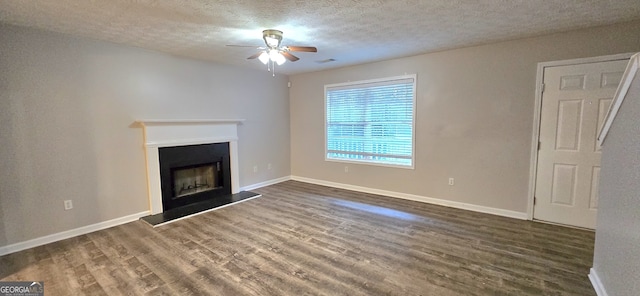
[325,75,416,167]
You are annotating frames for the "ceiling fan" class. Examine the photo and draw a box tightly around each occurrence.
[227,29,317,76]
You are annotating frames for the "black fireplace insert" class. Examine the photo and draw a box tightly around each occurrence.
[158,143,231,211]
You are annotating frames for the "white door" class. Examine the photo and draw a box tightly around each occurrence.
[534,59,628,229]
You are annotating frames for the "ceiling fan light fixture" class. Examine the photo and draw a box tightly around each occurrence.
[267,49,286,65]
[268,49,279,60]
[274,52,286,65]
[258,52,269,64]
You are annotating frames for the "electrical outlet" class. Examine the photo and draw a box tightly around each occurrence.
[267,163,272,170]
[344,166,349,173]
[253,165,258,173]
[64,200,73,210]
[448,178,455,186]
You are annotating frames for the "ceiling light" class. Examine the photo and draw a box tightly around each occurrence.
[267,49,286,65]
[274,53,286,65]
[256,49,287,76]
[258,52,269,64]
[268,49,279,60]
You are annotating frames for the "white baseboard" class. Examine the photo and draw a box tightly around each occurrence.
[291,176,528,220]
[589,268,609,296]
[0,211,149,256]
[241,176,291,191]
[0,175,292,257]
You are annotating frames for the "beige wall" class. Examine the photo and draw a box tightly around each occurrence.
[0,25,291,247]
[289,20,640,214]
[592,67,640,296]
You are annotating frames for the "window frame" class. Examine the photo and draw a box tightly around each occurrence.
[324,74,417,169]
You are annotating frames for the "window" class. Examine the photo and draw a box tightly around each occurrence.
[325,74,416,168]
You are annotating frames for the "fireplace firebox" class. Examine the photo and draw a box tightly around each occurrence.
[159,143,231,211]
[172,162,222,198]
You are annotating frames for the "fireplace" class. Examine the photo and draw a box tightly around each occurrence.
[173,163,220,198]
[136,119,243,215]
[159,143,231,211]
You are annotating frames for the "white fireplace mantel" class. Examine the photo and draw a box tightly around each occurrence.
[136,119,244,214]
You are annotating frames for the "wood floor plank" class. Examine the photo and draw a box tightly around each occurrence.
[0,181,596,295]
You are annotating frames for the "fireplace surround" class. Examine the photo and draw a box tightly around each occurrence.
[136,119,243,214]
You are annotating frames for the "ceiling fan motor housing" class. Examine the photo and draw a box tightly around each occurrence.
[263,29,283,48]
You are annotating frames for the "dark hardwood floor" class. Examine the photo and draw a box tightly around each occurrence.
[0,181,596,295]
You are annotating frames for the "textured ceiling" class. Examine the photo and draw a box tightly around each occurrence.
[1,0,640,75]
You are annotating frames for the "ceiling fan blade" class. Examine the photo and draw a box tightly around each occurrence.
[226,44,262,48]
[286,46,317,52]
[247,52,263,59]
[282,52,300,62]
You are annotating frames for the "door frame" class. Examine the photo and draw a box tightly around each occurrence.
[526,52,635,220]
